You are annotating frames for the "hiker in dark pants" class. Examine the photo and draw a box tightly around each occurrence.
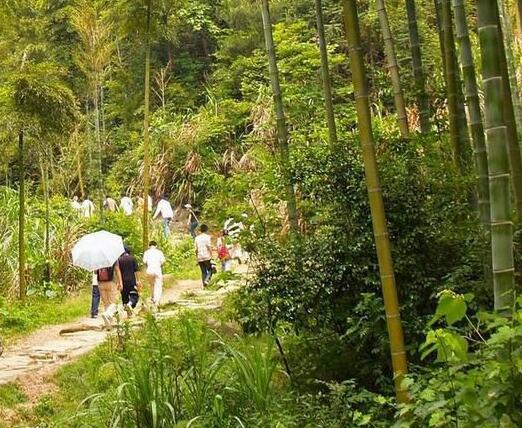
[90,272,100,318]
[195,224,213,287]
[116,246,140,317]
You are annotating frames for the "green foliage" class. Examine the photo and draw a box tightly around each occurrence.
[233,132,484,392]
[396,293,522,427]
[0,186,87,298]
[0,383,27,407]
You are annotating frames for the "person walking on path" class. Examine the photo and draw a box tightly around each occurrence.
[71,196,82,214]
[195,224,213,287]
[90,272,100,318]
[81,197,95,218]
[217,229,232,272]
[116,246,140,316]
[185,204,199,238]
[153,196,174,237]
[137,195,153,213]
[120,194,133,216]
[104,196,118,212]
[96,264,118,326]
[143,241,166,307]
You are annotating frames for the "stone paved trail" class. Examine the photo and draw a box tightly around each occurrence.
[0,274,242,387]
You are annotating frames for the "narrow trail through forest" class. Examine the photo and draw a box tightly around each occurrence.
[0,273,242,389]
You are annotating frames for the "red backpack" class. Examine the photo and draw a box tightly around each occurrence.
[97,267,113,282]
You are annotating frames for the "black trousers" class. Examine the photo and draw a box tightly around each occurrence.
[121,288,139,308]
[198,260,213,286]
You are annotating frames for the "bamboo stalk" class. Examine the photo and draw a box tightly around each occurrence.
[496,3,522,224]
[477,0,515,313]
[441,0,463,169]
[376,0,409,137]
[142,0,152,250]
[452,0,490,228]
[18,130,26,299]
[315,0,338,146]
[261,0,299,235]
[341,0,409,403]
[405,0,430,133]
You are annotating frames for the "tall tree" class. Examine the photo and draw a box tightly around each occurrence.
[375,0,409,137]
[314,0,338,146]
[261,0,299,235]
[405,0,430,133]
[142,0,152,249]
[341,0,409,402]
[452,0,490,228]
[70,0,114,218]
[496,2,522,224]
[440,0,464,168]
[477,0,515,313]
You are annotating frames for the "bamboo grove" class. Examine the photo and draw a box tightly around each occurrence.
[259,0,521,400]
[1,0,522,421]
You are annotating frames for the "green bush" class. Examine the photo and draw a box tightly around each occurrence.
[394,292,522,428]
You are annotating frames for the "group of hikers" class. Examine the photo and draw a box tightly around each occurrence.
[71,194,199,238]
[79,192,248,326]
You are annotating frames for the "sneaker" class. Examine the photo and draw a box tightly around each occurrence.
[90,314,98,319]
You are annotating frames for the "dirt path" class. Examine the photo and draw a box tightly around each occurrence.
[0,274,241,387]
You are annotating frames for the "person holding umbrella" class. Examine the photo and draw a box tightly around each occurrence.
[72,230,126,327]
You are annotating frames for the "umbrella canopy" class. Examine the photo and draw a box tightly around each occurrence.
[71,231,124,271]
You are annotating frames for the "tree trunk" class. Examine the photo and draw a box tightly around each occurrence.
[496,3,522,224]
[376,0,409,137]
[75,130,85,198]
[477,0,515,313]
[405,0,430,133]
[93,83,104,219]
[18,130,26,299]
[498,0,522,132]
[441,0,463,169]
[314,0,338,146]
[341,0,409,403]
[40,155,51,284]
[452,0,490,228]
[142,0,152,250]
[517,0,522,53]
[261,0,299,235]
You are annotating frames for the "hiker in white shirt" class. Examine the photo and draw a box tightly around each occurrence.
[143,241,166,305]
[81,198,95,218]
[120,195,133,216]
[153,196,174,237]
[71,196,82,214]
[195,224,213,287]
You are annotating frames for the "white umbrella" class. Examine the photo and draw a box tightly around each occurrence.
[71,230,124,271]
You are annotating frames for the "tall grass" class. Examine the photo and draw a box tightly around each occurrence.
[0,186,87,298]
[79,313,282,427]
